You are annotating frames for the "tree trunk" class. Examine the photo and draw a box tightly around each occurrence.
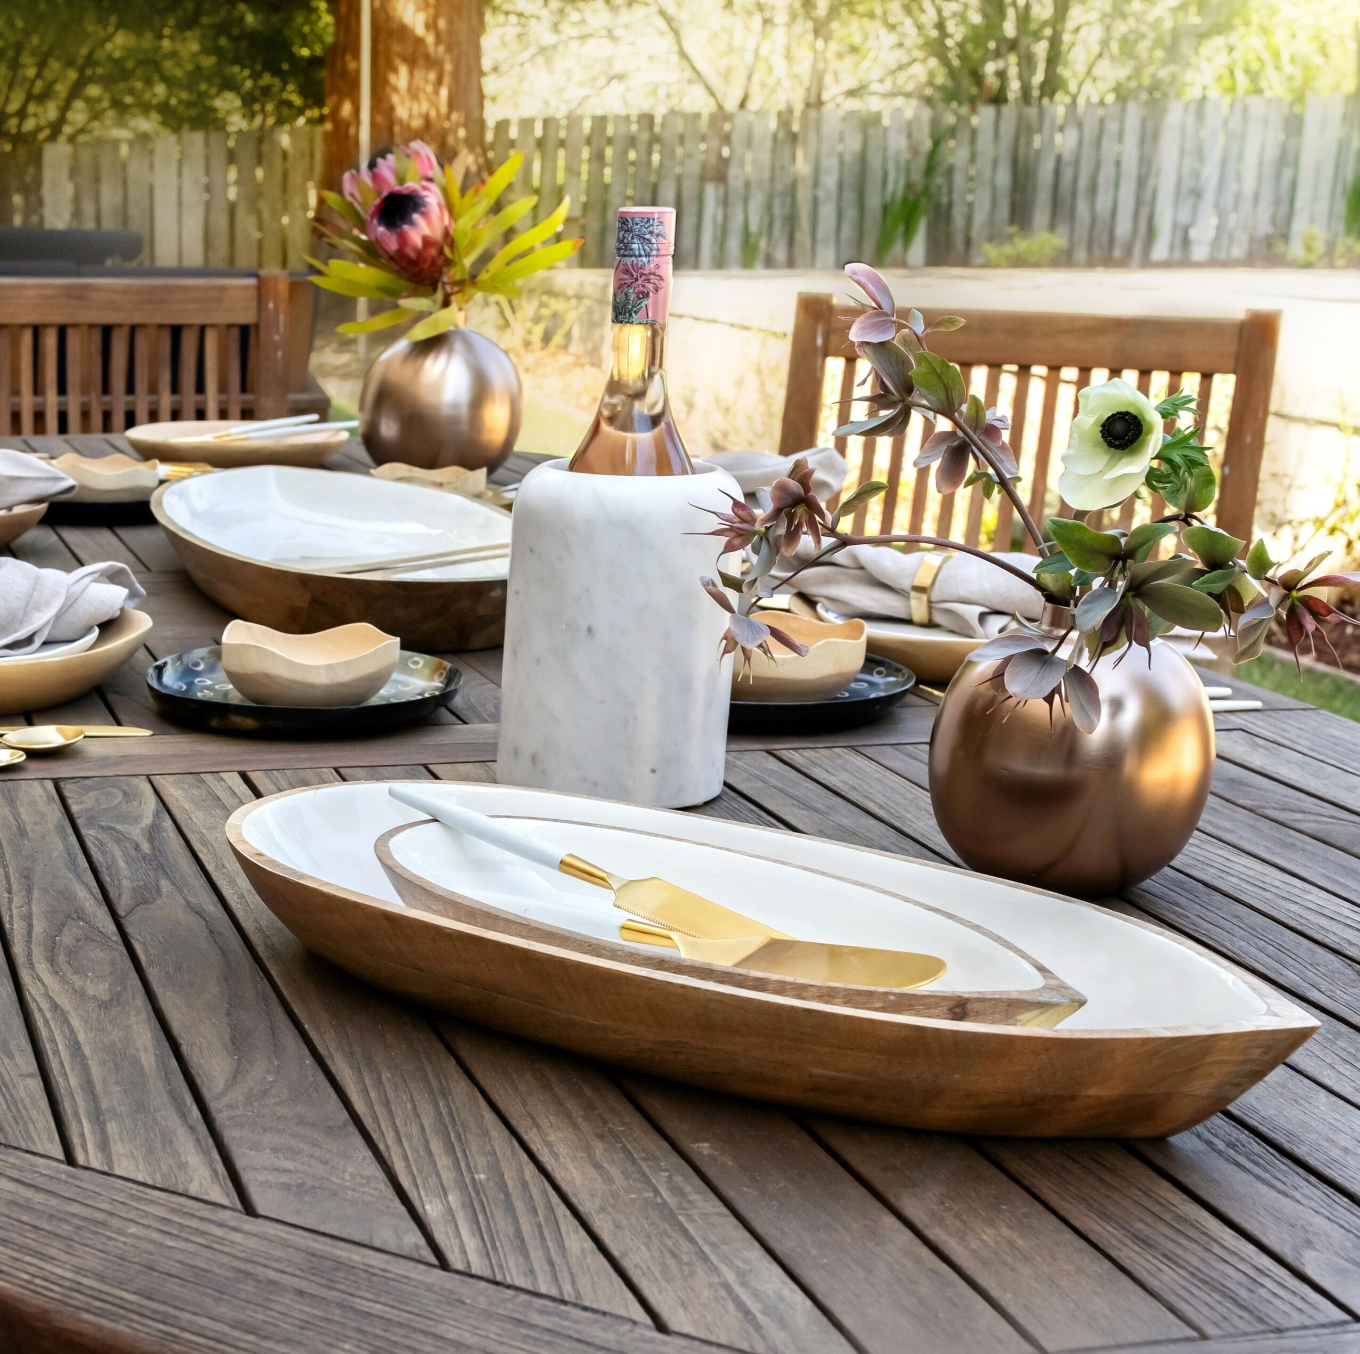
[323,0,486,191]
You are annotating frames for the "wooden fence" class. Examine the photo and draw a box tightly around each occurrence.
[2,95,1356,271]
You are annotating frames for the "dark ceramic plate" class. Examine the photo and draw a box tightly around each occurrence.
[146,646,461,737]
[727,655,917,735]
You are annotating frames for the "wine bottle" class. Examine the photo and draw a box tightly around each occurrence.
[568,206,693,476]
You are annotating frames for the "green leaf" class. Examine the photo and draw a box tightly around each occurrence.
[336,306,412,334]
[320,189,367,231]
[834,480,889,523]
[929,315,965,332]
[455,154,523,232]
[1126,556,1194,588]
[398,296,441,311]
[473,237,583,291]
[1192,567,1243,594]
[860,340,915,401]
[963,393,986,432]
[405,304,466,343]
[1124,521,1179,561]
[1136,581,1224,632]
[1075,585,1122,632]
[1034,550,1073,576]
[1278,551,1330,591]
[1246,538,1275,579]
[310,275,402,300]
[1045,517,1125,573]
[1164,464,1217,514]
[1155,390,1197,420]
[460,196,538,262]
[479,197,566,275]
[910,351,966,416]
[1181,525,1245,570]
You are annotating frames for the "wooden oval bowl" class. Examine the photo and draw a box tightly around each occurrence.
[152,467,510,651]
[0,501,48,546]
[0,608,152,712]
[127,420,350,468]
[226,780,1317,1138]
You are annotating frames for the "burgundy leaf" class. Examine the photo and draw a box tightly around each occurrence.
[763,622,810,657]
[1284,603,1306,647]
[844,263,896,314]
[1298,595,1344,621]
[767,476,807,513]
[914,428,961,467]
[848,311,898,343]
[936,442,973,495]
[1063,666,1101,734]
[700,576,736,614]
[1305,573,1360,589]
[1003,648,1067,700]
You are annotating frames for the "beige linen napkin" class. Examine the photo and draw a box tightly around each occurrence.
[775,544,1043,639]
[0,558,146,656]
[0,448,77,511]
[701,448,848,506]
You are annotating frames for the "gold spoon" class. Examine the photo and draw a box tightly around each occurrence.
[0,725,152,738]
[1,725,86,753]
[389,786,947,990]
[0,747,26,770]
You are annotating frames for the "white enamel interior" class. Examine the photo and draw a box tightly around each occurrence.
[242,781,1272,1031]
[385,817,1039,993]
[161,465,511,580]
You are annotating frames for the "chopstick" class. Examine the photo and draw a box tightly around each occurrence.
[167,416,357,445]
[285,542,511,576]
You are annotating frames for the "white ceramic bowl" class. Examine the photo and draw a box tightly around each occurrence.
[221,620,400,707]
[0,626,100,665]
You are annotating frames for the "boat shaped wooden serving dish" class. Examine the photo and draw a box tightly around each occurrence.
[152,466,510,650]
[375,816,1084,1025]
[226,781,1317,1138]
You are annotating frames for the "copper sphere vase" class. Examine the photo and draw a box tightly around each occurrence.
[929,639,1214,896]
[359,326,522,472]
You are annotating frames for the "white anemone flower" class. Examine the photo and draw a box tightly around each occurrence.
[1058,378,1162,511]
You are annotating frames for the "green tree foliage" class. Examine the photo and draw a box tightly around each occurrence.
[0,0,332,148]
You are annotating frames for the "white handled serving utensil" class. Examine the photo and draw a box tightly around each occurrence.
[387,785,947,989]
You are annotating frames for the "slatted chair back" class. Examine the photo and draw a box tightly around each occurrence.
[0,272,320,436]
[778,295,1281,547]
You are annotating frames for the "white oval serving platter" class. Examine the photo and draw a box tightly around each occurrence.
[227,781,1315,1138]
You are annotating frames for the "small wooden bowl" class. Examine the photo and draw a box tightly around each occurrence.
[0,609,153,713]
[0,501,48,546]
[221,620,400,707]
[734,611,868,702]
[52,453,160,503]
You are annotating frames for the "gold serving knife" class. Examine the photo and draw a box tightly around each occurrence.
[388,786,946,990]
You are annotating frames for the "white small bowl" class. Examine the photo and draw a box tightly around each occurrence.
[732,611,868,702]
[221,621,400,707]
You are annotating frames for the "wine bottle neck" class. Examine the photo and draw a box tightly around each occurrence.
[608,322,668,385]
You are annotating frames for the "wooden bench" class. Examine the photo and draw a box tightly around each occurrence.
[779,295,1281,545]
[0,271,327,436]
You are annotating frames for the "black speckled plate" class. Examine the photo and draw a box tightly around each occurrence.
[728,655,917,735]
[147,646,461,737]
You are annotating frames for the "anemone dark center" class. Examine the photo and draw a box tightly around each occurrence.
[1099,410,1143,450]
[375,190,424,231]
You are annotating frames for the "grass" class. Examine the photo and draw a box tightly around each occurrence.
[1234,650,1360,723]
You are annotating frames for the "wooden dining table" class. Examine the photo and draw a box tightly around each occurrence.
[2,431,1359,1354]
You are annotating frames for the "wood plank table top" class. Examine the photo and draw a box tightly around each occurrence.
[2,433,1360,1354]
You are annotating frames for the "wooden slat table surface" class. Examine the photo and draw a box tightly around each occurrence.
[2,433,1359,1354]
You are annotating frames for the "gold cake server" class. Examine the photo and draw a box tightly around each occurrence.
[388,786,946,990]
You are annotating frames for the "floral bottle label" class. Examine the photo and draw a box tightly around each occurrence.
[612,207,675,326]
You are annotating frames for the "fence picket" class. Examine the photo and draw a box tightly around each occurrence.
[3,100,1352,275]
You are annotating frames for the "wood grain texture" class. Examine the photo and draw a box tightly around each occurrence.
[61,775,431,1259]
[1216,728,1360,812]
[0,779,235,1202]
[808,1116,1194,1350]
[440,1019,851,1353]
[0,1144,710,1354]
[981,1138,1347,1335]
[155,770,645,1319]
[622,1076,1028,1354]
[0,912,63,1158]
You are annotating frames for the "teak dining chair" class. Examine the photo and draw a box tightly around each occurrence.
[778,294,1281,547]
[0,271,325,437]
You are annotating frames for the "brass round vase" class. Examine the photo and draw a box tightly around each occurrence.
[929,637,1214,896]
[359,326,523,472]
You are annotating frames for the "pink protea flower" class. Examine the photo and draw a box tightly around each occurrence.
[342,141,441,211]
[366,183,451,286]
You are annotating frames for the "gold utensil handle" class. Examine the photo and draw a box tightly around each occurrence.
[0,725,153,737]
[619,919,680,948]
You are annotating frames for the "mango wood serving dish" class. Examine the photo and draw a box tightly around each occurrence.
[226,781,1316,1138]
[127,420,350,468]
[0,608,152,712]
[221,620,400,707]
[152,466,510,650]
[375,817,1085,1026]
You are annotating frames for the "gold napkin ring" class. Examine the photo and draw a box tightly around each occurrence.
[910,550,950,626]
